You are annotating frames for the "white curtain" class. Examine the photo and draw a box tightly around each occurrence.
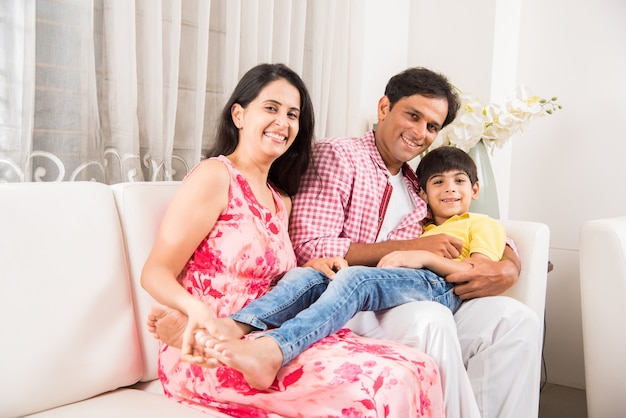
[0,0,364,183]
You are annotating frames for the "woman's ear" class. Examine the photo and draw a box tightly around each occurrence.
[231,103,243,129]
[471,181,480,200]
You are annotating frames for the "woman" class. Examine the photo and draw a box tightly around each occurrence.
[141,63,444,417]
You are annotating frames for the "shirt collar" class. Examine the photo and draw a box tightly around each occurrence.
[361,130,388,172]
[362,130,421,190]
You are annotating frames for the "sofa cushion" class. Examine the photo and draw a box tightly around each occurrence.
[24,388,219,417]
[0,182,143,417]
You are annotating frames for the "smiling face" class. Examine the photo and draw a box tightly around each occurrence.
[420,170,480,226]
[231,78,301,161]
[374,94,448,175]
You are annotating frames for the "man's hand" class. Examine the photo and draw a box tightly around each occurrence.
[408,234,463,259]
[303,256,349,279]
[446,256,519,300]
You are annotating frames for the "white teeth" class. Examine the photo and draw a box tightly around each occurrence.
[265,132,286,141]
[401,134,419,147]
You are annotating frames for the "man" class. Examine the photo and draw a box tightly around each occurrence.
[289,67,542,418]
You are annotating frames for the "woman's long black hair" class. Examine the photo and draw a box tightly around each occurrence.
[207,63,315,196]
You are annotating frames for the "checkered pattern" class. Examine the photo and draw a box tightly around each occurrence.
[289,131,427,265]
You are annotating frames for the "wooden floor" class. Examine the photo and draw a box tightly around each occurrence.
[539,383,587,418]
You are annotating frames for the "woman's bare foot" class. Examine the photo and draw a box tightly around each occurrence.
[147,304,187,347]
[203,336,284,390]
[147,304,252,348]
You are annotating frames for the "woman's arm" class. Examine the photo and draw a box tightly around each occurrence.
[140,159,230,361]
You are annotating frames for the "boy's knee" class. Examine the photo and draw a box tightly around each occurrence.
[280,267,328,286]
[333,266,372,285]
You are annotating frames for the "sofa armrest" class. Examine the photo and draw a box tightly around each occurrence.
[499,220,550,327]
[579,215,626,417]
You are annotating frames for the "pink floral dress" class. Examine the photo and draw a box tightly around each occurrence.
[158,156,444,418]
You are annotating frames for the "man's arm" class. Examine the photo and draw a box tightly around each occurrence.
[290,141,355,264]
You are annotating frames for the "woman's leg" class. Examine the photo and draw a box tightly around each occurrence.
[348,301,482,418]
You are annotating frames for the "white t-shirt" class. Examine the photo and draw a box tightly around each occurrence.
[377,171,416,242]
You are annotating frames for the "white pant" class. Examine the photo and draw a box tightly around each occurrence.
[345,296,542,418]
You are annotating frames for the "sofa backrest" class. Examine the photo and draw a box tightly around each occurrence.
[111,181,181,382]
[0,182,143,418]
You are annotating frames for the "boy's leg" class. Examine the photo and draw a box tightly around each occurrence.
[266,265,456,365]
[229,267,330,330]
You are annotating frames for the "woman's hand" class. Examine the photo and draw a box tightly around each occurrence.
[303,256,348,279]
[180,298,223,367]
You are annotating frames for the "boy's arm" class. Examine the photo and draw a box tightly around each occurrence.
[346,233,465,267]
[377,249,489,277]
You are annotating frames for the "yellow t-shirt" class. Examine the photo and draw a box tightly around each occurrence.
[421,213,506,261]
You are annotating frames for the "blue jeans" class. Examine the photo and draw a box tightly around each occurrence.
[229,266,461,365]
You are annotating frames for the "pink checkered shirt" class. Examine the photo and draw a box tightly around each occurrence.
[289,131,428,265]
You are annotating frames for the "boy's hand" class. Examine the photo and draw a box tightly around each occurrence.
[378,250,430,269]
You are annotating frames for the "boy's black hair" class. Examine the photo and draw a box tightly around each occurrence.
[415,146,479,192]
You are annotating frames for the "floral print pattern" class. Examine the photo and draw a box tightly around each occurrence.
[158,156,444,417]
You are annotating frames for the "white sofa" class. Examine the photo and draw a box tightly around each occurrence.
[0,181,550,417]
[579,216,626,418]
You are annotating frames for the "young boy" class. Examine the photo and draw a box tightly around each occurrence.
[194,146,507,390]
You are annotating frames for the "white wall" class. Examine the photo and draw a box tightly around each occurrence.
[511,0,626,389]
[356,0,411,135]
[361,0,626,390]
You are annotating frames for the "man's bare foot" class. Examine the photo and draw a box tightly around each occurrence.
[203,336,283,390]
[147,304,252,348]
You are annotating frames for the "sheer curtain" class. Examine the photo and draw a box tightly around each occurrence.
[0,0,364,183]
